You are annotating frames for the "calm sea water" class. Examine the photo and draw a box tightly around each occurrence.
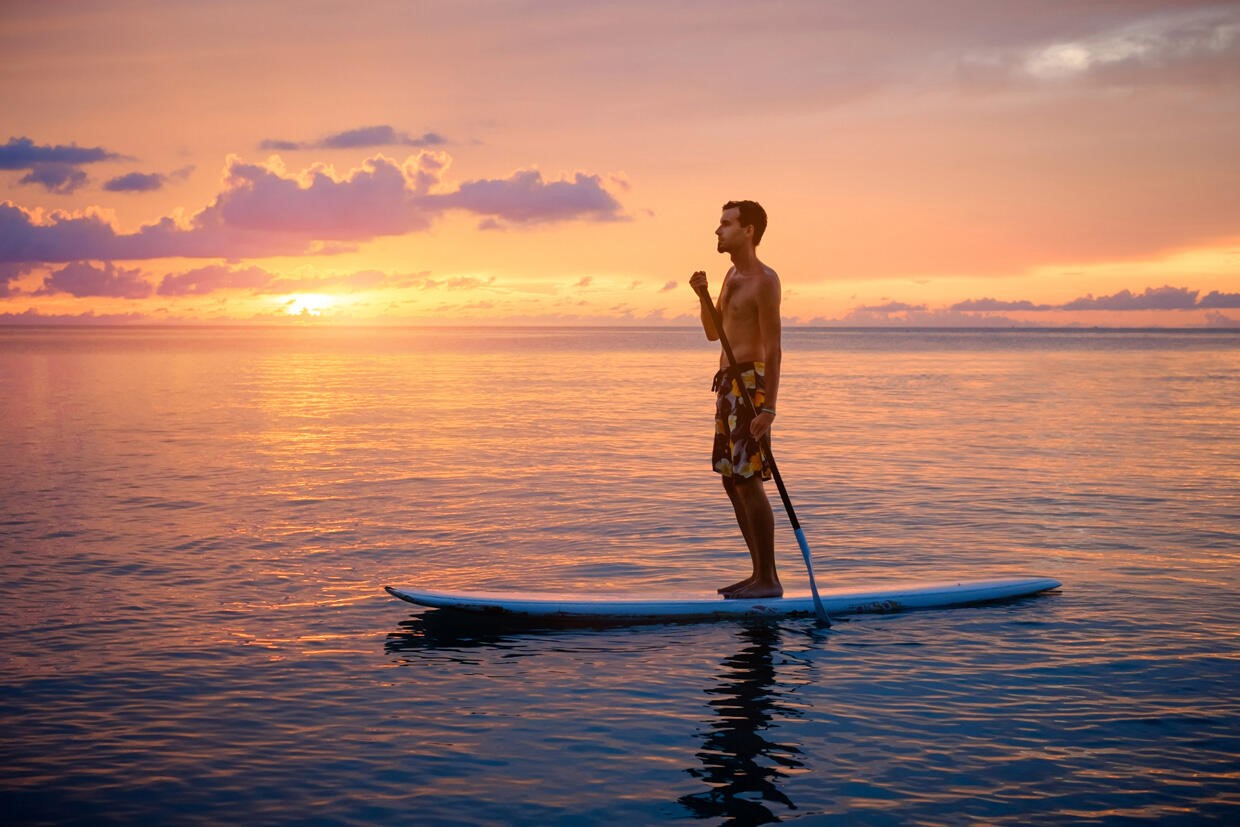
[2,325,1238,825]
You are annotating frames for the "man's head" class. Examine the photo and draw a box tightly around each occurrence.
[722,200,767,247]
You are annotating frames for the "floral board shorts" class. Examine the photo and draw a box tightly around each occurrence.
[711,361,772,481]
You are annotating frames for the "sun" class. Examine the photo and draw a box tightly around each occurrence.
[282,293,336,317]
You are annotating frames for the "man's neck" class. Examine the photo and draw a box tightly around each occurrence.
[729,247,762,276]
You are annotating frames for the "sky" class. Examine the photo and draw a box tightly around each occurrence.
[1,0,1238,327]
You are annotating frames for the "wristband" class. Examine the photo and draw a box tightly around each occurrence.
[760,407,777,416]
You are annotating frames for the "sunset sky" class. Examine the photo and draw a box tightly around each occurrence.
[2,0,1237,326]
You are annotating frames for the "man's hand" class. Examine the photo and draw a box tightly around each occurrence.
[689,270,709,299]
[751,410,774,440]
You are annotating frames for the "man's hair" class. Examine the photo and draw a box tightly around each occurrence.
[723,200,768,246]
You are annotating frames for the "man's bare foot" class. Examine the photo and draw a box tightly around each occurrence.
[727,580,783,600]
[718,576,757,596]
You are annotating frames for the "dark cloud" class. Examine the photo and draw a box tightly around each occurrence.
[0,262,34,297]
[853,301,927,314]
[19,163,89,194]
[260,125,447,151]
[0,136,124,193]
[321,126,445,149]
[942,285,1239,316]
[0,136,119,169]
[1198,290,1240,309]
[1,153,628,263]
[39,261,152,299]
[1,204,127,262]
[1060,285,1200,311]
[951,297,1054,312]
[258,139,302,151]
[104,172,167,192]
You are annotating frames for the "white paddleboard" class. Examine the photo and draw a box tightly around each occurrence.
[385,577,1060,621]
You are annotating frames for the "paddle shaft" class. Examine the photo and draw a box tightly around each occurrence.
[695,282,831,626]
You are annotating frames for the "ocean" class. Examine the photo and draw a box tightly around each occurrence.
[2,325,1238,825]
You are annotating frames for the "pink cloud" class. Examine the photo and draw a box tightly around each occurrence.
[157,264,274,296]
[39,261,152,298]
[433,170,625,227]
[0,153,628,263]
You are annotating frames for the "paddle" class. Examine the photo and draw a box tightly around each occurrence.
[694,281,831,626]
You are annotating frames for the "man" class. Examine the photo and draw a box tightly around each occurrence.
[689,200,783,599]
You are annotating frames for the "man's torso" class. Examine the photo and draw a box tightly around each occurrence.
[718,265,777,366]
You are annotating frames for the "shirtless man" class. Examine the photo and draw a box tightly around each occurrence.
[689,200,783,599]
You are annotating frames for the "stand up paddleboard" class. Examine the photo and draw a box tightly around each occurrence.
[385,577,1059,622]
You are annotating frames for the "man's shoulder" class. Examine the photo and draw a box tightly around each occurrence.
[758,264,781,295]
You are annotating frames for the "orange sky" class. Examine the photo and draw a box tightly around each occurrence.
[1,0,1237,326]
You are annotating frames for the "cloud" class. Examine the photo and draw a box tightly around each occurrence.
[0,262,34,297]
[660,280,677,292]
[260,125,447,151]
[864,285,1240,322]
[157,264,274,296]
[0,136,119,169]
[853,301,927,315]
[20,164,89,194]
[0,308,149,325]
[959,6,1240,89]
[1022,8,1240,82]
[0,152,628,263]
[206,154,432,239]
[1198,290,1240,309]
[951,297,1054,312]
[39,261,152,299]
[0,136,123,193]
[1203,311,1240,328]
[830,303,1032,328]
[1060,285,1200,311]
[414,275,496,291]
[104,166,193,192]
[154,264,444,297]
[433,170,625,226]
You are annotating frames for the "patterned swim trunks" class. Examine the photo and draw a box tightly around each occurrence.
[712,361,772,481]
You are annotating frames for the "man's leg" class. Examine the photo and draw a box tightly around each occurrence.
[719,476,759,595]
[723,475,782,599]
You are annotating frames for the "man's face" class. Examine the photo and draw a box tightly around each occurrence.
[716,207,748,254]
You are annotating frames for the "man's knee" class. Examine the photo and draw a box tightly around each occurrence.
[724,473,762,495]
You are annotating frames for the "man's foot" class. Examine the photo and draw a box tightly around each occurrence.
[726,580,783,600]
[717,576,756,596]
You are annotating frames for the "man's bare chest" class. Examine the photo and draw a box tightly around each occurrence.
[720,277,761,321]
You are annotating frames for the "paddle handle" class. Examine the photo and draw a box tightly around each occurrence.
[694,281,831,626]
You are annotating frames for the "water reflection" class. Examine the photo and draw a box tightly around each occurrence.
[680,620,810,824]
[384,610,537,656]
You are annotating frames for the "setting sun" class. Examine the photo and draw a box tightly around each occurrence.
[282,294,336,317]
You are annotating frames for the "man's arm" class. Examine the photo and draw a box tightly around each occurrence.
[751,272,782,439]
[694,269,724,339]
